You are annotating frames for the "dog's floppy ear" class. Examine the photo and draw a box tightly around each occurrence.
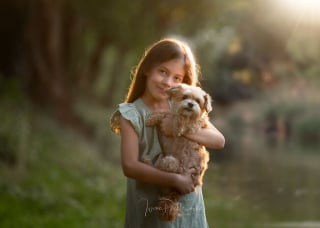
[165,85,183,97]
[204,94,212,113]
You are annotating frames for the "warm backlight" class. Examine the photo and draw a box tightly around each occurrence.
[274,0,320,24]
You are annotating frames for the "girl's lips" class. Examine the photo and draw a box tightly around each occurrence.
[158,87,167,94]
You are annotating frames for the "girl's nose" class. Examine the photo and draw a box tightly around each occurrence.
[162,76,174,87]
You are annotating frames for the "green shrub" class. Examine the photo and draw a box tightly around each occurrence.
[0,78,30,168]
[294,113,320,144]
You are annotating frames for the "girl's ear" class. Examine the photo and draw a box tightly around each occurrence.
[204,94,213,113]
[165,84,183,97]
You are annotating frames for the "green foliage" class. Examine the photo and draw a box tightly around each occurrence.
[0,79,125,227]
[286,31,320,64]
[294,113,320,145]
[0,113,126,228]
[0,78,29,167]
[260,89,320,146]
[190,26,262,105]
[263,100,305,121]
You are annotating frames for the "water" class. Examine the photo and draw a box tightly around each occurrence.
[205,144,320,226]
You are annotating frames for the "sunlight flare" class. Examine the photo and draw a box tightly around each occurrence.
[274,0,320,25]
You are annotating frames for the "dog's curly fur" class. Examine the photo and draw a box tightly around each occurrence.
[145,84,212,221]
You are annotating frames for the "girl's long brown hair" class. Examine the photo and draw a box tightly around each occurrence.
[125,38,200,103]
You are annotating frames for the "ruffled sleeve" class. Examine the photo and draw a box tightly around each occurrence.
[110,103,141,135]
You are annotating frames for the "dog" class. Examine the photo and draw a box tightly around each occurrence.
[145,84,212,221]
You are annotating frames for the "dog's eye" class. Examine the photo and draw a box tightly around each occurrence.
[182,95,189,100]
[195,99,201,104]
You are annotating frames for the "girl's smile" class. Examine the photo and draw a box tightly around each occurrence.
[143,58,185,104]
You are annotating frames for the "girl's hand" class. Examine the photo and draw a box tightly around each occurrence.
[172,168,197,194]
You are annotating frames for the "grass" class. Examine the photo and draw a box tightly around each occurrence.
[0,113,126,228]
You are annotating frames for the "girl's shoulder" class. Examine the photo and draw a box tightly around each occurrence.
[110,98,147,135]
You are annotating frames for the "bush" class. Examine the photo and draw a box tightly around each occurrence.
[0,78,126,227]
[0,78,30,168]
[294,113,320,145]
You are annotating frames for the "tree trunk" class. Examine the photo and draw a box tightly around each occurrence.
[104,48,126,106]
[79,34,110,90]
[23,0,91,135]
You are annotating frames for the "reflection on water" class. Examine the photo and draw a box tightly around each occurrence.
[205,145,320,227]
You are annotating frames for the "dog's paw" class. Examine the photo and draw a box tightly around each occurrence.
[160,115,175,136]
[146,116,155,127]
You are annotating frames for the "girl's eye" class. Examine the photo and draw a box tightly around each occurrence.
[159,69,167,75]
[174,76,183,82]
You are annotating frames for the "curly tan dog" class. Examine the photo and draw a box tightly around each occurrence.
[145,84,212,221]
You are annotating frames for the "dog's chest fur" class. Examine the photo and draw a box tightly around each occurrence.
[155,113,208,173]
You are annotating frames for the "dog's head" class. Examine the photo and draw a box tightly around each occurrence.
[166,84,212,119]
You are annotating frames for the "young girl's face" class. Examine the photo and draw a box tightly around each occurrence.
[145,58,185,101]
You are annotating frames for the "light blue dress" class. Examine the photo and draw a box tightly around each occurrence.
[111,98,209,228]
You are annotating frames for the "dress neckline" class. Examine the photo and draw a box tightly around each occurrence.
[136,97,171,113]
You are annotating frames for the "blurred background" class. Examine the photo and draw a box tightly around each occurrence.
[1,0,320,227]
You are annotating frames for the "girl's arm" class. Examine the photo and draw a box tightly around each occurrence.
[119,116,196,194]
[160,115,225,149]
[183,121,225,149]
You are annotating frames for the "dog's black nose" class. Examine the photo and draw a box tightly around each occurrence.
[188,102,194,108]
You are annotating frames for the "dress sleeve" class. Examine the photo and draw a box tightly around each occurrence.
[110,103,141,135]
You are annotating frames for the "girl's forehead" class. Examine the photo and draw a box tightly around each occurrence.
[158,59,185,69]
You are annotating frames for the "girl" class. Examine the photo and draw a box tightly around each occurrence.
[111,38,225,227]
